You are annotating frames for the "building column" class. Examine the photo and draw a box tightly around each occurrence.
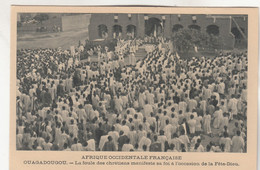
[164,16,171,38]
[122,25,126,39]
[108,25,113,39]
[137,14,145,38]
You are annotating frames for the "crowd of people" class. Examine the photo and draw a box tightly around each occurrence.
[16,36,247,152]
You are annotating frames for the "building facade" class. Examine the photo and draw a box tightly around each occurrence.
[88,14,248,49]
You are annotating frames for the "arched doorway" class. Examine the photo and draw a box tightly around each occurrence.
[98,24,108,38]
[112,25,122,39]
[188,24,201,31]
[206,25,219,36]
[172,24,183,33]
[145,17,162,37]
[231,27,246,48]
[231,27,245,39]
[126,25,137,38]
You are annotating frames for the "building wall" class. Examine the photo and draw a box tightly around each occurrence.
[231,16,248,48]
[89,14,247,49]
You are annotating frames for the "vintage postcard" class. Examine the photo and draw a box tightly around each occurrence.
[10,6,258,170]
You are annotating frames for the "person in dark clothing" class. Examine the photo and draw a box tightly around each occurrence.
[210,95,218,107]
[42,89,52,107]
[117,131,128,151]
[57,81,65,97]
[149,135,162,152]
[183,118,190,135]
[22,142,32,150]
[94,123,104,147]
[173,92,180,104]
[102,136,116,151]
[101,119,111,135]
[180,143,186,152]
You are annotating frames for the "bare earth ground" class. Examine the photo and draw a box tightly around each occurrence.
[17,28,88,50]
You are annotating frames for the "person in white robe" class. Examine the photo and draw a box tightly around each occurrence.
[203,113,212,135]
[188,115,196,135]
[138,133,152,151]
[71,138,83,151]
[231,131,244,153]
[122,138,134,151]
[219,132,232,152]
[213,107,223,129]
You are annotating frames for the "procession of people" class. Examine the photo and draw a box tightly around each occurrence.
[16,36,247,153]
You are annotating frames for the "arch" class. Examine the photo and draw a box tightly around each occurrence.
[188,24,201,31]
[112,25,122,38]
[126,25,137,38]
[231,27,245,39]
[145,17,162,37]
[98,24,108,38]
[206,25,219,36]
[172,24,183,33]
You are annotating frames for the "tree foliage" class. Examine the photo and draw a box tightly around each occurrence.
[172,28,220,54]
[33,13,49,23]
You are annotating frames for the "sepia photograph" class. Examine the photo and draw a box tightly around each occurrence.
[15,12,249,153]
[9,6,259,170]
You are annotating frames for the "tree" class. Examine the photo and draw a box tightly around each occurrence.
[206,34,221,50]
[33,13,49,24]
[172,28,219,57]
[172,28,194,54]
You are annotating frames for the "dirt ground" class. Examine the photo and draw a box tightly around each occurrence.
[17,28,88,50]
